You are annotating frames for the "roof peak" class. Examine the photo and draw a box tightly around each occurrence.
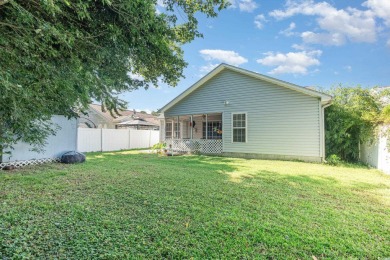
[159,63,331,113]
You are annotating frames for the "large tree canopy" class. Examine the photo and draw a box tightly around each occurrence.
[325,86,390,162]
[0,0,227,151]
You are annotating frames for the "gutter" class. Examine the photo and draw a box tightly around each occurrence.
[321,102,332,162]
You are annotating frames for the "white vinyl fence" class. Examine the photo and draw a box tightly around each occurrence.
[361,125,390,174]
[78,128,160,152]
[1,116,77,170]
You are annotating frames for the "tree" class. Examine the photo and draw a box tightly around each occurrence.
[325,86,390,162]
[0,0,227,151]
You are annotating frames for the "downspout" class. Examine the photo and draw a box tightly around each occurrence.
[321,102,332,162]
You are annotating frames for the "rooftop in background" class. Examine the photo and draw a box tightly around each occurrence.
[79,104,160,130]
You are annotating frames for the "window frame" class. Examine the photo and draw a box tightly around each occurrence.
[173,122,180,139]
[231,112,247,143]
[165,121,173,139]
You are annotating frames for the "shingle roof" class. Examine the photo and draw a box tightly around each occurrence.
[89,104,159,126]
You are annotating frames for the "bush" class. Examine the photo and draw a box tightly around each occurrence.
[326,154,342,166]
[151,142,166,153]
[325,86,390,162]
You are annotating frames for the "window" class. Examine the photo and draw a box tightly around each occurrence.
[173,122,180,138]
[202,121,222,139]
[166,121,180,138]
[165,122,172,138]
[232,113,246,142]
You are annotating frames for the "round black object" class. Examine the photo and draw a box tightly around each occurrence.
[61,151,86,164]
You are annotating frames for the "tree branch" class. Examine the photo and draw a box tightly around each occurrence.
[0,0,10,6]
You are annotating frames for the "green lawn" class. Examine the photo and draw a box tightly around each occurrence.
[1,151,389,258]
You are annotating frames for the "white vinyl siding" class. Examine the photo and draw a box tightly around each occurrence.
[165,69,321,158]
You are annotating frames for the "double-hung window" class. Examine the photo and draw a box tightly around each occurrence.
[165,121,180,138]
[173,122,180,138]
[165,122,172,138]
[232,113,246,142]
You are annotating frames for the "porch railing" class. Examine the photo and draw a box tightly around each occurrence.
[165,139,222,154]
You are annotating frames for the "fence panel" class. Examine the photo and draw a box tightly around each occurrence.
[3,116,77,162]
[129,129,151,149]
[77,128,102,152]
[77,128,159,152]
[150,131,160,147]
[102,129,130,151]
[361,125,390,174]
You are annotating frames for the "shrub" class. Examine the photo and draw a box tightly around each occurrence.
[326,154,342,166]
[151,142,166,153]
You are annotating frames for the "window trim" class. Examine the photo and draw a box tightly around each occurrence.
[231,112,247,143]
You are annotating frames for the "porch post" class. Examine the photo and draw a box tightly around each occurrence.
[205,114,208,140]
[190,115,193,139]
[177,116,179,139]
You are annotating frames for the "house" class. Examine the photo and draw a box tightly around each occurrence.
[78,104,159,130]
[158,64,332,162]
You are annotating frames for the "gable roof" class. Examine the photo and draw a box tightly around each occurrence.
[88,104,159,126]
[117,119,159,127]
[159,63,332,113]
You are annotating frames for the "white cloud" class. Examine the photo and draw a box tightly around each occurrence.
[229,0,258,12]
[301,31,346,46]
[239,0,258,12]
[200,63,219,73]
[363,0,390,26]
[200,49,248,66]
[254,14,266,29]
[291,43,307,50]
[155,0,165,14]
[269,0,377,45]
[387,39,390,47]
[280,22,297,36]
[156,0,165,7]
[128,72,144,81]
[344,65,352,72]
[256,50,322,75]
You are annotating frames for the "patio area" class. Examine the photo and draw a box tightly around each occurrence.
[162,113,223,154]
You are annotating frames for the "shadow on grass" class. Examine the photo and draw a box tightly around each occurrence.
[82,151,390,207]
[1,151,389,258]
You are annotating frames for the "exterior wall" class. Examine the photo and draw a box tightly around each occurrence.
[2,116,78,162]
[361,125,390,174]
[165,70,321,159]
[222,152,322,163]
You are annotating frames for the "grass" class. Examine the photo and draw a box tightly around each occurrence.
[0,151,389,259]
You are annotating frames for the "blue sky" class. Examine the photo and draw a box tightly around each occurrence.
[122,0,390,112]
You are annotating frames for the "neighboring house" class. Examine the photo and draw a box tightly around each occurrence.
[79,104,159,130]
[1,115,77,169]
[158,63,332,162]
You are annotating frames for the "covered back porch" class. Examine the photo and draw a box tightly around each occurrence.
[162,113,223,154]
